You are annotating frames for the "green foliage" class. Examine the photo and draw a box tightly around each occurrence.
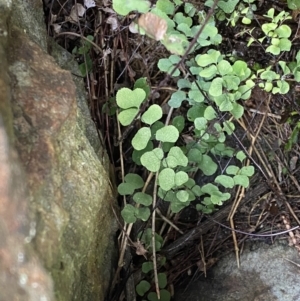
[111,0,300,299]
[285,112,300,151]
[175,50,252,119]
[148,289,171,301]
[287,51,300,81]
[157,0,175,15]
[139,228,164,252]
[142,105,163,125]
[243,9,297,95]
[217,0,240,14]
[158,55,181,76]
[156,125,179,142]
[118,173,144,195]
[248,8,292,55]
[133,192,153,206]
[286,124,300,151]
[141,148,164,172]
[136,280,151,296]
[134,77,151,98]
[132,127,151,150]
[116,87,146,125]
[226,165,255,187]
[102,97,118,116]
[112,0,150,15]
[162,146,188,168]
[72,35,94,76]
[157,273,168,288]
[121,204,150,223]
[142,261,154,273]
[253,66,290,94]
[168,90,187,107]
[228,0,257,26]
[139,261,170,300]
[288,0,300,9]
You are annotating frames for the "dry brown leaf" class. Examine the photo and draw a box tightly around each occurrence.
[292,9,300,21]
[107,16,119,31]
[132,239,148,259]
[138,12,168,41]
[66,4,86,23]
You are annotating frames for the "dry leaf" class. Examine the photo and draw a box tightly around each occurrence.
[182,134,194,144]
[290,156,298,171]
[66,4,86,23]
[50,13,57,23]
[129,21,139,34]
[138,12,168,41]
[84,0,96,9]
[132,239,148,259]
[292,9,300,21]
[52,24,62,34]
[101,7,116,14]
[196,257,218,271]
[107,16,118,31]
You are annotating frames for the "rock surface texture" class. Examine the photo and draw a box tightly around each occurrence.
[0,0,117,300]
[175,240,300,301]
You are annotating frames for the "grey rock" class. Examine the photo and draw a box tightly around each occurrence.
[0,0,118,300]
[175,240,300,301]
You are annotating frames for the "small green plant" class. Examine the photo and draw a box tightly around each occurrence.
[205,0,239,15]
[254,66,290,94]
[285,50,300,82]
[285,116,300,151]
[284,108,300,152]
[113,1,253,299]
[116,88,147,126]
[227,0,257,26]
[135,230,170,301]
[112,0,150,16]
[72,35,94,76]
[206,0,256,25]
[248,8,292,55]
[287,0,300,10]
[239,8,298,94]
[111,0,300,299]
